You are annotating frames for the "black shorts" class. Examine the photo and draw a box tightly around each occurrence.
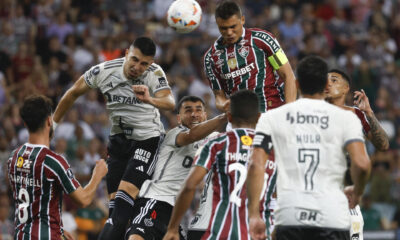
[276,225,350,240]
[127,198,185,240]
[106,134,164,194]
[187,230,205,240]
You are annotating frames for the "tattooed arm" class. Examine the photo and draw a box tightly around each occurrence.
[354,89,389,151]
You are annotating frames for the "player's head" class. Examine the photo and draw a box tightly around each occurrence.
[20,95,54,138]
[325,69,351,101]
[296,56,328,96]
[177,96,207,129]
[215,1,245,45]
[124,36,156,79]
[229,90,259,126]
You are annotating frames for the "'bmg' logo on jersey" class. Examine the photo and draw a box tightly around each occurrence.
[287,112,329,129]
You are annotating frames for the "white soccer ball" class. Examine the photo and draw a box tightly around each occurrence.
[167,0,202,34]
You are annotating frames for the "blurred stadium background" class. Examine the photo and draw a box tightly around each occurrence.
[0,0,400,239]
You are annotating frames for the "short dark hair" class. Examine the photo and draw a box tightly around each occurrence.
[20,95,53,133]
[177,96,205,112]
[230,90,259,123]
[215,0,242,20]
[132,37,156,57]
[296,56,328,95]
[329,68,351,86]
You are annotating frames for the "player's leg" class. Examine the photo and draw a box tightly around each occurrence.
[127,198,173,240]
[99,136,164,239]
[275,226,304,240]
[105,133,133,217]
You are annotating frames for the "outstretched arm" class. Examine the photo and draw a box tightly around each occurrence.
[53,76,90,123]
[163,166,207,240]
[354,89,389,151]
[176,113,227,147]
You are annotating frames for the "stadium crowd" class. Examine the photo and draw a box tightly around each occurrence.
[1,0,400,239]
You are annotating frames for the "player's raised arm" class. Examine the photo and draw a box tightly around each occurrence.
[176,113,227,146]
[53,75,91,124]
[132,85,175,111]
[69,159,108,208]
[164,166,208,240]
[354,89,389,151]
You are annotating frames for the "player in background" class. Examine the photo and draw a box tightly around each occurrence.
[126,96,227,240]
[52,36,175,239]
[8,95,107,240]
[325,69,389,240]
[205,0,296,113]
[247,56,371,240]
[163,90,261,240]
[202,1,296,236]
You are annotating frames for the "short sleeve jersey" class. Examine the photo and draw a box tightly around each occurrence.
[138,126,216,206]
[204,28,288,113]
[195,128,255,240]
[253,98,364,229]
[8,143,80,240]
[83,58,170,140]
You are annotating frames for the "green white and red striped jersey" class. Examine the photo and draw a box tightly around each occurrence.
[8,143,80,240]
[204,28,287,113]
[195,128,255,240]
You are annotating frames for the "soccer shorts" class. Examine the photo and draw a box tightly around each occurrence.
[187,230,205,240]
[106,133,164,194]
[127,198,185,240]
[275,225,350,240]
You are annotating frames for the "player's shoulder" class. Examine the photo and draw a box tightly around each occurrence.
[144,63,167,79]
[43,149,69,166]
[249,28,275,37]
[97,57,125,74]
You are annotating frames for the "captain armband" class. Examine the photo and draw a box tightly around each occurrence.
[267,48,288,70]
[253,133,273,154]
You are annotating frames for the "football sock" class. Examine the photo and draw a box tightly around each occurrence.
[108,199,115,218]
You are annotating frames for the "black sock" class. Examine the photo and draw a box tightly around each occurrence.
[108,199,115,218]
[98,190,135,240]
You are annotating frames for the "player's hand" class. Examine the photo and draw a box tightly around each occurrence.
[162,230,179,240]
[353,89,372,115]
[249,216,267,240]
[133,85,151,103]
[223,100,231,113]
[93,159,108,179]
[344,185,361,209]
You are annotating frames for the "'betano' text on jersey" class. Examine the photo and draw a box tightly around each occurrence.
[84,58,170,140]
[8,143,80,240]
[204,28,285,113]
[195,128,256,240]
[254,98,364,229]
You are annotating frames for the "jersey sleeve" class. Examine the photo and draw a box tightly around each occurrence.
[204,48,222,91]
[44,154,81,194]
[253,113,274,154]
[147,66,170,94]
[342,111,365,147]
[252,30,288,70]
[165,126,186,147]
[83,62,105,89]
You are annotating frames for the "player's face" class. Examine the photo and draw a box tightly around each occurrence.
[124,47,154,79]
[178,101,207,129]
[216,14,245,45]
[325,72,349,100]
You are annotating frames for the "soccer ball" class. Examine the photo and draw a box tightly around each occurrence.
[167,0,202,34]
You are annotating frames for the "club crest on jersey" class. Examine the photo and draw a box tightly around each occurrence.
[144,218,154,227]
[228,58,237,70]
[238,46,249,58]
[213,49,224,57]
